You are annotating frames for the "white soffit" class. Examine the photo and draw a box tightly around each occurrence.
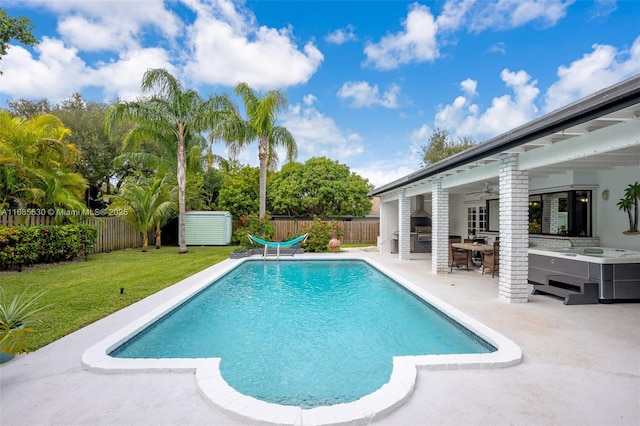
[519,117,640,171]
[441,162,500,189]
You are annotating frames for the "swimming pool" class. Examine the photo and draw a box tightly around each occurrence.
[83,254,522,425]
[110,260,494,407]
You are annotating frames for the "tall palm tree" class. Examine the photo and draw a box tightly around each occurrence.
[104,68,236,253]
[108,174,177,252]
[216,82,297,219]
[0,111,88,216]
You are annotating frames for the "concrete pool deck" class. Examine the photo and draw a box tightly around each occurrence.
[1,249,639,425]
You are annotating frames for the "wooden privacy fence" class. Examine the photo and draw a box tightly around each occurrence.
[2,215,379,249]
[1,215,143,253]
[234,220,380,244]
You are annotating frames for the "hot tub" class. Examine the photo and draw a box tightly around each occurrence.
[528,247,640,303]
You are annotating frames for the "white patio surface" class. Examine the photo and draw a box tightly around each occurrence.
[1,249,638,426]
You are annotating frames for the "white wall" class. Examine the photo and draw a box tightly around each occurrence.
[450,194,468,238]
[596,165,640,250]
[379,198,399,253]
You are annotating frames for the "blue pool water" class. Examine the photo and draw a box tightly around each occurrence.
[111,260,494,407]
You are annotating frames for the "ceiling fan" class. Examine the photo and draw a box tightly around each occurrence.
[466,182,499,196]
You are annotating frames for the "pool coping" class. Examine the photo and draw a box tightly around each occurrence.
[82,254,522,426]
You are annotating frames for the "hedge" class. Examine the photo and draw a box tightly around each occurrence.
[0,224,98,271]
[301,218,343,252]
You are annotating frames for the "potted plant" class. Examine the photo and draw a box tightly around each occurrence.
[0,287,49,362]
[558,225,567,236]
[617,182,640,235]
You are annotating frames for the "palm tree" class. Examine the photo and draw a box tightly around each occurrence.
[108,174,177,252]
[104,68,236,253]
[215,82,297,219]
[0,111,88,216]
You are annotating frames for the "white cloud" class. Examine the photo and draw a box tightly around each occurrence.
[487,42,507,54]
[589,0,617,19]
[34,0,183,52]
[337,81,401,108]
[355,163,417,189]
[355,139,425,188]
[468,0,574,32]
[182,0,323,89]
[543,36,640,112]
[280,102,364,162]
[410,124,433,144]
[351,129,426,188]
[0,38,90,102]
[362,0,575,71]
[303,94,317,106]
[432,70,539,141]
[426,36,640,142]
[325,25,357,44]
[90,48,177,101]
[460,78,478,96]
[362,0,573,71]
[0,0,324,102]
[435,0,476,31]
[0,36,174,102]
[57,16,128,52]
[363,3,438,70]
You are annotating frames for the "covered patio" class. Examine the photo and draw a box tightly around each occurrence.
[370,75,640,303]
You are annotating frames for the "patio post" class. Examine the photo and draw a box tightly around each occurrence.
[499,153,529,303]
[431,178,449,273]
[398,190,411,260]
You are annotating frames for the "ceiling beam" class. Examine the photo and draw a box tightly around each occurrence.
[519,118,640,171]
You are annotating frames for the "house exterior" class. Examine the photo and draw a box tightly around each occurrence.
[369,74,640,303]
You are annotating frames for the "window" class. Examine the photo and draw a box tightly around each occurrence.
[467,207,476,232]
[467,206,487,233]
[529,195,542,233]
[485,190,592,237]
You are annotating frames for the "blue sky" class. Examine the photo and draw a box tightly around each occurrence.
[1,0,639,187]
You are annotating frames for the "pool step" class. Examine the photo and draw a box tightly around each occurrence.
[531,274,599,305]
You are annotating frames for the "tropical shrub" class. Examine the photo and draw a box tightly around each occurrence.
[0,224,97,270]
[0,111,88,217]
[232,214,275,249]
[302,218,343,252]
[108,174,177,252]
[0,287,49,355]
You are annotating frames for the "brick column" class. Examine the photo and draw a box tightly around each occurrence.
[398,190,411,260]
[431,178,449,273]
[499,153,529,303]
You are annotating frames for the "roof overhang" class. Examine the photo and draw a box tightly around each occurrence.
[369,74,640,197]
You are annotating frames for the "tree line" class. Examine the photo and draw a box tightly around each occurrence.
[1,69,373,253]
[1,8,475,254]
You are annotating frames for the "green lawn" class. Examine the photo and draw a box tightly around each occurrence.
[0,246,234,351]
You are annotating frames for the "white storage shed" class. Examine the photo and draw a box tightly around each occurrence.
[184,211,232,245]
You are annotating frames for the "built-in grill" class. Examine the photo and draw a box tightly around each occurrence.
[411,195,432,251]
[411,194,432,231]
